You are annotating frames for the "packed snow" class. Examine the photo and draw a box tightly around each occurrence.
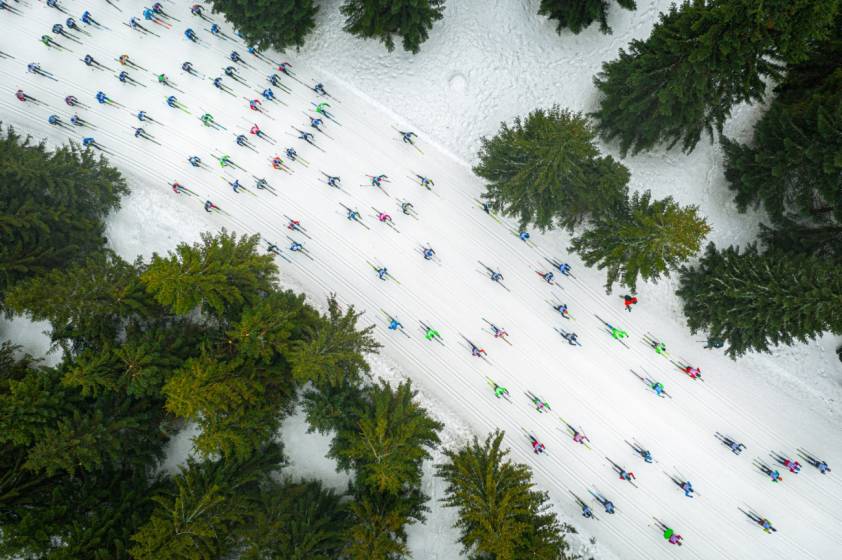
[1,1,840,560]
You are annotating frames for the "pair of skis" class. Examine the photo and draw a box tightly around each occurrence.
[367,261,400,284]
[339,203,370,230]
[629,369,672,399]
[477,261,511,292]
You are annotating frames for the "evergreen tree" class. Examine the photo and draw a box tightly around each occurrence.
[722,26,842,225]
[301,376,368,434]
[570,190,710,292]
[333,379,442,494]
[130,443,284,560]
[239,479,350,560]
[288,295,380,388]
[591,0,839,156]
[539,0,637,35]
[474,106,629,231]
[437,430,573,560]
[207,0,318,51]
[677,243,842,358]
[341,0,445,54]
[342,485,428,560]
[0,126,128,300]
[142,229,276,319]
[758,220,842,261]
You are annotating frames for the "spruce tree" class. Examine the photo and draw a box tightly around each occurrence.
[591,0,839,156]
[722,27,842,225]
[570,190,710,292]
[341,0,445,54]
[758,221,842,260]
[0,126,128,300]
[342,485,428,560]
[332,379,442,494]
[240,479,350,560]
[207,0,318,51]
[539,0,637,35]
[437,430,572,559]
[474,106,629,231]
[142,229,276,318]
[677,243,842,358]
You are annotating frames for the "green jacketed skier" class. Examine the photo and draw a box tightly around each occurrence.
[424,326,439,341]
[493,384,509,399]
[611,326,628,340]
[654,342,667,355]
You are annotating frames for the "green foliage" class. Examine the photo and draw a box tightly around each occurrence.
[239,479,350,560]
[539,0,637,34]
[474,106,629,231]
[341,0,445,54]
[570,190,710,292]
[592,0,839,155]
[208,0,318,51]
[289,295,380,388]
[758,220,842,261]
[142,229,277,318]
[722,27,842,225]
[130,443,284,560]
[0,126,128,301]
[301,376,368,434]
[677,243,842,358]
[333,379,442,494]
[342,485,429,560]
[437,430,573,560]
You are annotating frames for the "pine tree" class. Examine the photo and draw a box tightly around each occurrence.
[538,0,637,35]
[722,26,842,225]
[677,243,842,358]
[301,377,367,434]
[0,126,129,299]
[342,485,428,560]
[288,295,380,388]
[591,0,839,156]
[341,0,445,54]
[570,190,710,292]
[207,0,318,51]
[239,479,350,560]
[142,229,277,318]
[437,430,572,560]
[130,443,284,560]
[474,106,629,231]
[333,379,442,494]
[758,220,842,261]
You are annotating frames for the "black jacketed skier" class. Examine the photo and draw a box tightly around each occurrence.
[70,114,92,128]
[558,329,581,346]
[400,201,414,215]
[799,450,831,474]
[182,61,199,76]
[133,127,156,142]
[399,130,416,144]
[715,433,746,455]
[538,271,555,284]
[323,173,341,188]
[83,54,110,71]
[313,82,328,96]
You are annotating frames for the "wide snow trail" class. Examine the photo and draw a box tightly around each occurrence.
[2,3,840,559]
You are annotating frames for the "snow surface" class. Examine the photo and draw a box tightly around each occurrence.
[1,1,841,559]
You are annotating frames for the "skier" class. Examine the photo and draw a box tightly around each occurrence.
[715,433,746,455]
[15,89,39,104]
[188,155,203,168]
[81,137,104,151]
[570,427,590,446]
[128,17,156,35]
[65,95,82,107]
[558,329,581,346]
[212,77,235,95]
[96,91,115,105]
[235,134,254,150]
[652,341,667,355]
[771,452,801,474]
[27,63,56,80]
[271,155,287,171]
[82,54,110,71]
[556,262,572,276]
[590,490,615,514]
[488,323,509,341]
[518,231,530,242]
[40,35,67,51]
[742,509,776,533]
[285,147,299,162]
[529,435,546,455]
[224,65,246,84]
[313,101,335,119]
[423,325,440,341]
[157,73,177,89]
[538,271,555,284]
[467,341,487,359]
[375,266,388,281]
[313,82,328,96]
[51,23,79,44]
[755,461,783,483]
[191,4,211,21]
[136,110,158,124]
[324,174,341,188]
[416,174,434,189]
[171,182,194,196]
[1,0,22,15]
[527,392,548,413]
[117,54,146,71]
[490,381,509,400]
[682,365,702,380]
[255,177,274,193]
[184,28,199,43]
[81,11,102,27]
[618,467,636,483]
[421,246,436,261]
[622,294,638,312]
[296,129,317,146]
[277,61,294,75]
[289,240,304,253]
[400,201,414,215]
[47,115,72,130]
[399,130,416,144]
[798,450,831,474]
[249,124,273,142]
[679,480,694,497]
[118,71,143,86]
[610,325,628,341]
[376,211,393,224]
[654,520,683,546]
[70,114,92,128]
[182,61,200,77]
[651,381,666,397]
[65,18,88,36]
[204,200,221,213]
[142,8,168,28]
[229,51,245,64]
[46,0,69,14]
[307,115,326,132]
[133,127,157,142]
[166,95,188,111]
[627,440,654,463]
[261,88,277,102]
[549,303,570,319]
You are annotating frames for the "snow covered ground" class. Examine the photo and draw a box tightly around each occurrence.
[2,2,841,559]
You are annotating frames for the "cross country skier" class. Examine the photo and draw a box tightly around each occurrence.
[157,74,179,89]
[609,325,628,341]
[465,339,487,358]
[295,128,318,146]
[188,155,203,168]
[680,480,694,497]
[229,51,245,64]
[212,77,235,95]
[528,434,546,455]
[224,65,247,85]
[386,315,403,331]
[210,24,228,39]
[152,3,177,20]
[538,271,555,284]
[248,46,273,64]
[322,173,341,188]
[118,71,144,87]
[557,329,581,346]
[627,440,654,463]
[307,115,326,132]
[228,179,247,194]
[96,91,114,105]
[235,134,257,151]
[81,137,107,152]
[416,174,434,189]
[568,425,590,446]
[555,262,572,276]
[313,82,328,96]
[399,201,415,215]
[41,35,67,51]
[184,28,199,43]
[46,0,69,15]
[255,177,274,193]
[261,88,280,103]
[421,246,436,261]
[128,17,156,36]
[654,520,683,546]
[15,90,40,104]
[51,24,80,44]
[770,452,801,474]
[526,392,549,413]
[133,127,158,143]
[136,110,160,124]
[289,240,304,253]
[741,509,776,533]
[27,63,56,80]
[65,18,89,36]
[518,231,530,243]
[623,294,638,312]
[285,147,301,162]
[755,460,783,483]
[47,115,72,130]
[166,95,189,112]
[82,54,111,71]
[313,101,335,120]
[191,4,212,21]
[375,210,393,224]
[606,458,636,483]
[204,200,222,213]
[589,490,615,514]
[271,155,287,171]
[552,302,571,319]
[81,11,103,28]
[277,62,294,75]
[65,95,83,108]
[489,380,509,400]
[487,322,509,341]
[424,325,440,341]
[171,182,196,196]
[118,54,146,72]
[798,450,831,474]
[70,114,93,128]
[249,124,274,143]
[399,130,416,144]
[651,381,666,397]
[143,8,169,28]
[182,61,201,77]
[1,0,22,15]
[681,365,702,380]
[571,492,595,519]
[375,266,389,281]
[715,433,746,455]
